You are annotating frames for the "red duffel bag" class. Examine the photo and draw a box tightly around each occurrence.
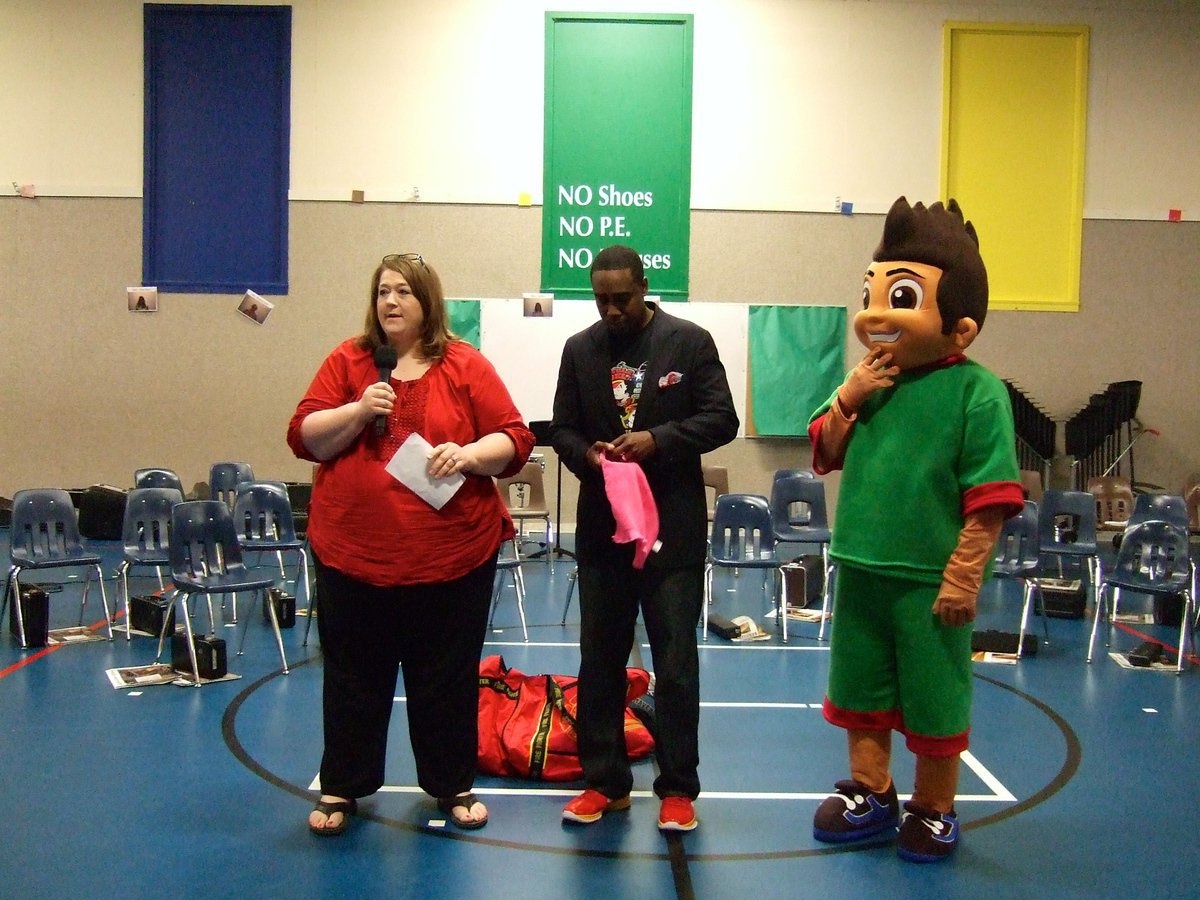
[477,654,654,780]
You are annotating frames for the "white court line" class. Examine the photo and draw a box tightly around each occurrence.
[327,705,1015,804]
[484,639,828,652]
[308,780,1011,803]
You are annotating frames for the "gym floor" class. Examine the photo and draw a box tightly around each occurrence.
[1,532,1196,900]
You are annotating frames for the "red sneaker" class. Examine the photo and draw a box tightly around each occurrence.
[657,796,698,832]
[562,790,632,824]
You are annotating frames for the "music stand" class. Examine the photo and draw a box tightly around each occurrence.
[529,420,575,560]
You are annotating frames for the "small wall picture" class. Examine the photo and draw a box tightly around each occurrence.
[127,286,158,312]
[522,292,554,318]
[238,289,274,325]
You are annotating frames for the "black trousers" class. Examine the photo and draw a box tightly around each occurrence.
[313,551,496,801]
[577,557,704,800]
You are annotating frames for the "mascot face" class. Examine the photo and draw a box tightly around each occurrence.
[854,260,976,370]
[854,197,988,371]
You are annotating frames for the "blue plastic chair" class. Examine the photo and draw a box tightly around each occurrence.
[1038,489,1102,610]
[769,472,835,641]
[232,481,310,631]
[115,487,183,640]
[134,467,185,495]
[209,461,255,510]
[489,538,528,642]
[1,488,113,647]
[1088,520,1196,673]
[160,501,282,685]
[705,493,782,641]
[991,500,1047,658]
[1127,493,1188,531]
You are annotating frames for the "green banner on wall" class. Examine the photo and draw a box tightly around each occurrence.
[541,13,693,299]
[447,299,480,349]
[748,306,846,436]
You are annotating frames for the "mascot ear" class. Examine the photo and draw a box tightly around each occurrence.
[952,317,979,351]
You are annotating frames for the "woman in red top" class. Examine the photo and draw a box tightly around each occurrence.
[288,253,534,834]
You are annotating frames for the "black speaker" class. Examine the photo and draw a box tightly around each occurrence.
[8,585,49,647]
[129,595,175,637]
[1153,594,1185,627]
[972,629,1038,656]
[706,613,742,640]
[171,632,228,680]
[262,588,296,628]
[1039,578,1086,619]
[782,555,825,608]
[1128,640,1167,667]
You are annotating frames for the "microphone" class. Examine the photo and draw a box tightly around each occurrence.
[373,345,398,436]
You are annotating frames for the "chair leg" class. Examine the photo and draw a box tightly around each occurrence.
[1174,592,1190,674]
[560,568,578,626]
[702,563,712,641]
[154,590,178,663]
[1032,579,1050,644]
[171,592,203,687]
[118,564,132,641]
[775,567,788,643]
[0,572,13,645]
[1087,584,1111,663]
[302,586,318,647]
[8,570,28,648]
[817,549,834,642]
[1016,579,1034,659]
[264,588,289,673]
[514,567,528,643]
[488,573,504,628]
[92,564,114,641]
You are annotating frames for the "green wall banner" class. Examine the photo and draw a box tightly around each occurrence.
[748,306,846,436]
[542,13,693,299]
[447,299,480,349]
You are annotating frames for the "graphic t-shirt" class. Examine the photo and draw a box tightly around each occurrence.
[609,317,655,432]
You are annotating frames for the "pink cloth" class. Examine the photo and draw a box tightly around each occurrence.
[601,457,661,569]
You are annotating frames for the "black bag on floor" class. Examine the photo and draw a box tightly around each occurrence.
[77,484,128,540]
[782,555,825,608]
[1039,578,1086,619]
[8,585,49,647]
[706,613,741,640]
[262,588,296,628]
[171,632,228,679]
[972,629,1038,656]
[129,595,175,637]
[1153,594,1184,627]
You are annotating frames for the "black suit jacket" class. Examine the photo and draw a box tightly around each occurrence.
[550,304,739,568]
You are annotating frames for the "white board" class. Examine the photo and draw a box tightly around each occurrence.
[479,298,748,433]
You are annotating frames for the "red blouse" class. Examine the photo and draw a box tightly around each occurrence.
[287,338,534,587]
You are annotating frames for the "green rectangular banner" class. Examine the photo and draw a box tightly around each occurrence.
[748,306,847,436]
[542,13,693,299]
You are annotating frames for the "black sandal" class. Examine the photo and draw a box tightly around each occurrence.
[437,792,488,830]
[309,797,358,836]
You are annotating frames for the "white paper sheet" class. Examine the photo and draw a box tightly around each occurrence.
[384,432,464,510]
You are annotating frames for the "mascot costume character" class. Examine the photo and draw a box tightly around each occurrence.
[807,197,1024,862]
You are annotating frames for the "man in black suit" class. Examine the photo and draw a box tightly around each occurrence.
[551,244,738,833]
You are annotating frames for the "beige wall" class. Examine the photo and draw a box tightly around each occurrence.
[1,0,1198,519]
[1,198,1195,523]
